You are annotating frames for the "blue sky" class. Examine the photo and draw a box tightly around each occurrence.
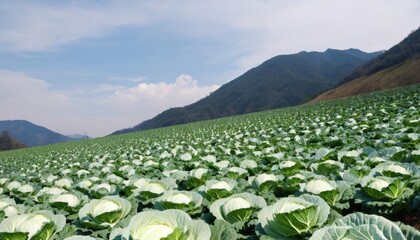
[0,0,419,137]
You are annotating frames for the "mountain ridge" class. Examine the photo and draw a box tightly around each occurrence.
[343,28,420,83]
[0,120,85,147]
[112,48,380,135]
[309,27,420,103]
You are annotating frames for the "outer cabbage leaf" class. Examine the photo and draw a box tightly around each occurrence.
[210,220,239,240]
[309,226,350,240]
[334,212,405,240]
[310,212,420,240]
[309,224,391,240]
[397,222,420,240]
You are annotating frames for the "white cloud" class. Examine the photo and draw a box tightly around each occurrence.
[0,70,67,109]
[102,74,220,132]
[113,74,219,112]
[0,69,71,130]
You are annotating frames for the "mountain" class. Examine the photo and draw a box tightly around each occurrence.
[0,131,27,151]
[113,48,380,135]
[309,27,420,103]
[0,120,79,147]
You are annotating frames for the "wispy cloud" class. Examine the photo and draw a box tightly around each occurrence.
[108,75,147,83]
[1,0,418,71]
[0,2,155,52]
[95,84,127,93]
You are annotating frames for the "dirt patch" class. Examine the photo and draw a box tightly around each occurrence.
[389,210,420,230]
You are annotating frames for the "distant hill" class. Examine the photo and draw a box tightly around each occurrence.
[0,131,27,151]
[67,134,89,140]
[310,27,420,103]
[113,48,380,135]
[0,120,81,147]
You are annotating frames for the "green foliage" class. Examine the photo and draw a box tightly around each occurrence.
[0,84,419,239]
[0,232,29,240]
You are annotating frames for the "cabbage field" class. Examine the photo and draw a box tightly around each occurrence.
[0,85,419,240]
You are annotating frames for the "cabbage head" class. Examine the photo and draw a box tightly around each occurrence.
[153,190,203,215]
[0,197,21,219]
[199,179,237,202]
[257,194,330,238]
[302,179,354,210]
[356,176,415,214]
[0,210,65,240]
[210,192,266,224]
[79,195,131,229]
[110,209,211,240]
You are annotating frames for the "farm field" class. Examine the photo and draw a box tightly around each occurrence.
[0,85,419,239]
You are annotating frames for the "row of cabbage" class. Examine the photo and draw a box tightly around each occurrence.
[0,85,419,239]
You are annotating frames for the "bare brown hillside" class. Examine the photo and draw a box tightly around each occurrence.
[309,55,420,104]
